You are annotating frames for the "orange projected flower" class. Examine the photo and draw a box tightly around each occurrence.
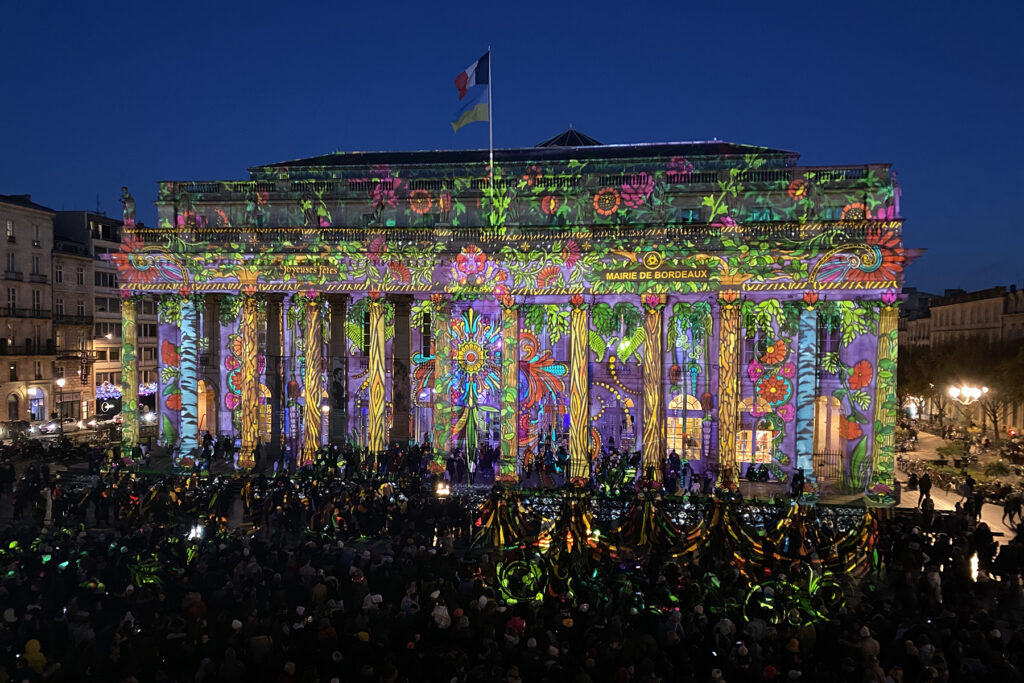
[760,340,790,365]
[593,188,621,216]
[536,266,560,288]
[409,190,432,214]
[787,178,809,200]
[541,195,560,215]
[841,202,869,220]
[848,360,873,390]
[839,417,862,440]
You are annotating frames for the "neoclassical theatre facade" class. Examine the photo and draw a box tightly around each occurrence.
[115,133,906,503]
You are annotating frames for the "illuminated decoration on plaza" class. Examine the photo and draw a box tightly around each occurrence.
[116,132,907,504]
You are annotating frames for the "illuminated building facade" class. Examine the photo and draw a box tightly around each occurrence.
[117,132,905,503]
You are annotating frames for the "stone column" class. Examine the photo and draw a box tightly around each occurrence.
[641,294,667,482]
[179,296,200,452]
[300,296,326,466]
[499,298,520,477]
[367,294,387,455]
[716,291,742,489]
[795,304,819,497]
[266,295,284,458]
[431,295,453,460]
[568,295,590,479]
[205,295,221,435]
[238,295,261,469]
[390,294,413,448]
[120,296,139,460]
[328,295,349,443]
[869,304,899,503]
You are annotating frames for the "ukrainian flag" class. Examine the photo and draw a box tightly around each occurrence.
[452,85,488,133]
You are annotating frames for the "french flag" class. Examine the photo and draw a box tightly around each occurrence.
[454,52,489,100]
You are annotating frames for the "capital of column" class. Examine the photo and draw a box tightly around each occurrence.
[717,289,742,309]
[569,293,588,310]
[428,292,451,314]
[641,292,667,312]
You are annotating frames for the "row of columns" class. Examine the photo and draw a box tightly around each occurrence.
[119,290,893,493]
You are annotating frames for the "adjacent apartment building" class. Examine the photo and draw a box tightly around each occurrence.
[0,194,58,423]
[54,212,159,421]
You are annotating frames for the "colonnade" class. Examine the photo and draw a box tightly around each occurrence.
[117,291,895,492]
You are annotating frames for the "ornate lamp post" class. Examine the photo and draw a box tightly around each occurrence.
[948,384,988,405]
[55,377,66,436]
[948,384,989,433]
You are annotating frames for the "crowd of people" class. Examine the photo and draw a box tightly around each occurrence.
[1,439,1024,682]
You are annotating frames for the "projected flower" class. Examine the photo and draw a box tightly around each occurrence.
[841,202,869,220]
[541,195,560,215]
[536,266,560,288]
[787,178,809,200]
[366,236,387,265]
[522,165,542,186]
[848,360,873,390]
[839,417,862,440]
[447,308,501,406]
[561,239,580,268]
[161,340,180,367]
[756,374,793,406]
[760,339,790,365]
[409,190,432,214]
[593,188,621,216]
[456,245,487,277]
[747,360,765,382]
[666,156,694,181]
[621,173,654,208]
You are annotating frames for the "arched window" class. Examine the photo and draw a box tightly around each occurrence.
[667,393,703,460]
[813,395,843,453]
[736,397,776,464]
[7,394,18,421]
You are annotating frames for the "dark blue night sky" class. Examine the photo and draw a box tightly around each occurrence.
[2,1,1021,294]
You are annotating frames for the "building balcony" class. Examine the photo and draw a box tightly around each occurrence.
[53,313,94,326]
[4,270,22,281]
[0,340,56,356]
[56,347,95,361]
[1,307,51,319]
[29,273,47,283]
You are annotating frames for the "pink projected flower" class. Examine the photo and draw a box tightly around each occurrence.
[561,239,580,268]
[747,360,765,382]
[777,404,795,423]
[621,173,654,208]
[780,363,796,379]
[666,157,694,182]
[366,236,387,264]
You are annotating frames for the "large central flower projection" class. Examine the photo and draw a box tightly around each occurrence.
[449,308,501,406]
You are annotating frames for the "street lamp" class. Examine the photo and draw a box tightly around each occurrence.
[948,384,988,405]
[55,377,66,436]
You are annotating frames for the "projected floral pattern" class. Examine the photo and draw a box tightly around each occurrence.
[124,146,904,502]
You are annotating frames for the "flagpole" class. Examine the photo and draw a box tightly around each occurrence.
[488,46,494,227]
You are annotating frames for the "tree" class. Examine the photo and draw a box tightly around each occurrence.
[951,340,1024,438]
[898,342,959,428]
